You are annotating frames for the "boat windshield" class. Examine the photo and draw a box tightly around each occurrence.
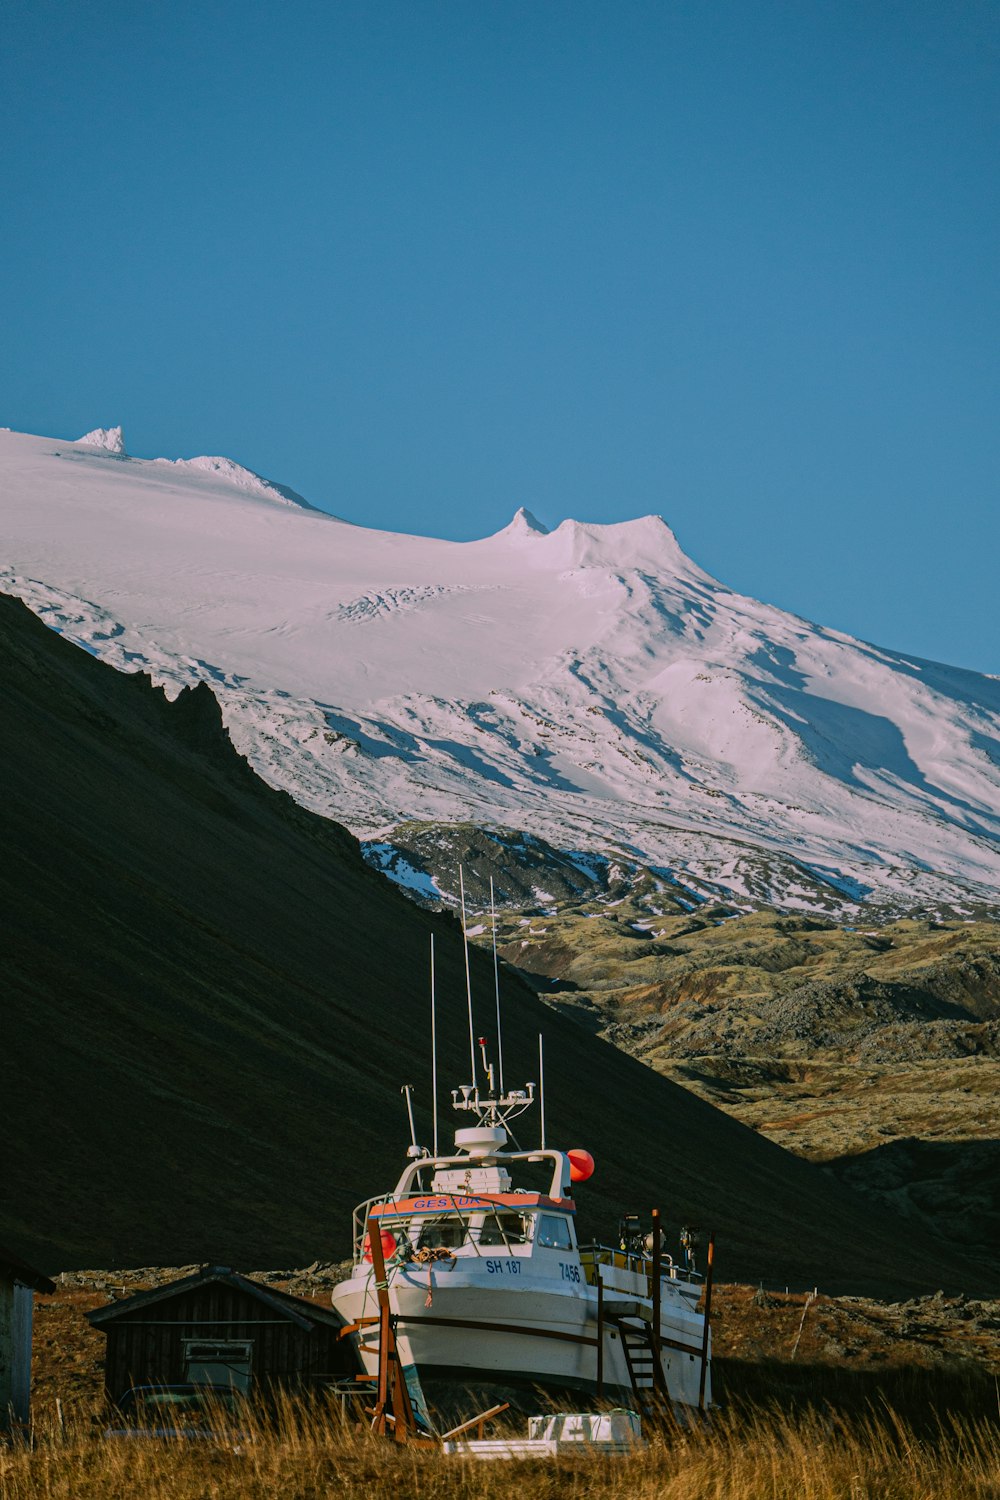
[536,1213,574,1250]
[477,1212,531,1246]
[367,1207,536,1255]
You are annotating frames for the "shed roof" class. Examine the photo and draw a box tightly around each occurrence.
[0,1244,56,1295]
[86,1266,346,1331]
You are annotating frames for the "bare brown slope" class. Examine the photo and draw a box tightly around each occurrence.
[0,594,989,1296]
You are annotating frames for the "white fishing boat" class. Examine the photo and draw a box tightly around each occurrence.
[332,1015,713,1413]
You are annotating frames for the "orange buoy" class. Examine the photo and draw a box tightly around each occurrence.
[568,1148,595,1182]
[362,1228,398,1262]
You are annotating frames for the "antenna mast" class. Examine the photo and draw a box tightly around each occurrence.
[490,876,505,1094]
[430,933,438,1157]
[459,866,477,1086]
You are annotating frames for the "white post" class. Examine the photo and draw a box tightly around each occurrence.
[490,876,505,1094]
[539,1032,546,1149]
[430,933,439,1156]
[459,866,477,1086]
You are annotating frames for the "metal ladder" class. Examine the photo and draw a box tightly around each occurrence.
[616,1318,660,1409]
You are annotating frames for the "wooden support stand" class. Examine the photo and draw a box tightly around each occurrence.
[365,1213,420,1443]
[362,1214,510,1449]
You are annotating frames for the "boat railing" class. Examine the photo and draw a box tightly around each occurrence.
[579,1243,704,1289]
[351,1193,401,1260]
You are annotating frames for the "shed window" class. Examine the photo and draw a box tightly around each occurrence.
[536,1215,573,1250]
[183,1340,252,1392]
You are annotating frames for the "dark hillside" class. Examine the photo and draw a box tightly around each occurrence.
[0,594,991,1295]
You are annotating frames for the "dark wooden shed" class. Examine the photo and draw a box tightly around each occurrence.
[87,1266,356,1404]
[0,1245,55,1430]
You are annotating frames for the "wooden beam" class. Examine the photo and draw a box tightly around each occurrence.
[439,1402,510,1442]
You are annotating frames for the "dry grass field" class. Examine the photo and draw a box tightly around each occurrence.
[14,1275,1000,1499]
[2,1390,998,1500]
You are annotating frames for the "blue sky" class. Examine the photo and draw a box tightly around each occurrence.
[2,0,997,670]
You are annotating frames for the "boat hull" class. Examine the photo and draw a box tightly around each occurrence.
[333,1259,711,1409]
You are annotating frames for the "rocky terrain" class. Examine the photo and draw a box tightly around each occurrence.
[422,882,1000,1271]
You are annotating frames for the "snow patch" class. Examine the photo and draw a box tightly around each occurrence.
[564,850,609,882]
[362,842,443,902]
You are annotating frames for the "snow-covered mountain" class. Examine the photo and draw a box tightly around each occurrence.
[3,424,999,916]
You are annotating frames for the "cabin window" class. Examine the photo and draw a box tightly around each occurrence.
[182,1340,252,1392]
[536,1214,573,1250]
[416,1215,467,1250]
[477,1212,531,1247]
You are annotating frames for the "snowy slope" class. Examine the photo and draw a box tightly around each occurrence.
[3,424,1000,915]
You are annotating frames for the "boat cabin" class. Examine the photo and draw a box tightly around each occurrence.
[356,1143,578,1264]
[366,1195,577,1259]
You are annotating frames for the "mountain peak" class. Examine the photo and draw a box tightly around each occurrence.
[541,512,713,581]
[513,505,549,535]
[76,425,127,456]
[492,506,550,540]
[480,508,717,582]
